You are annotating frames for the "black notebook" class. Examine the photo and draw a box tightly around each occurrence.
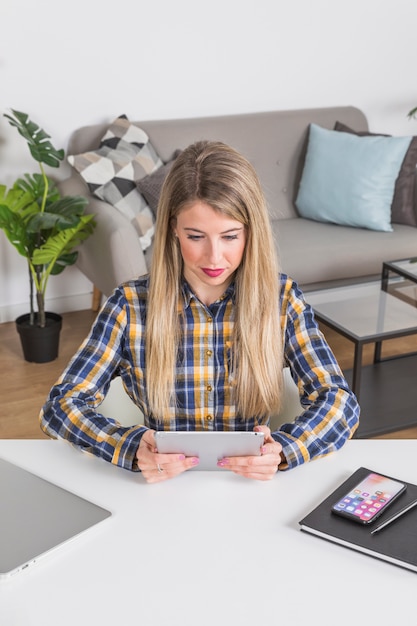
[299,466,417,573]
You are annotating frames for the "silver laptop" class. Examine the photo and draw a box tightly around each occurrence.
[0,458,111,578]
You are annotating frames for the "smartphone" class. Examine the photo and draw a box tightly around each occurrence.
[331,471,407,525]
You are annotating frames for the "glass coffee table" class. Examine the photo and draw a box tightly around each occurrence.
[382,257,417,284]
[381,258,417,308]
[306,277,417,438]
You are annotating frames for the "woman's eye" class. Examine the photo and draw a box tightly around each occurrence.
[185,233,239,241]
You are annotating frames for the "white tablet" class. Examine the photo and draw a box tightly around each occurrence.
[154,431,264,470]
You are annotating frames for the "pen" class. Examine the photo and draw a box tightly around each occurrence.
[371,499,417,535]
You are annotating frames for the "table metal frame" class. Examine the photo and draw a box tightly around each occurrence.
[310,262,417,437]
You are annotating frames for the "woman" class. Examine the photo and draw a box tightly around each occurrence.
[40,140,359,482]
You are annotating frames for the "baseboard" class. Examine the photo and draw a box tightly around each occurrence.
[0,292,93,324]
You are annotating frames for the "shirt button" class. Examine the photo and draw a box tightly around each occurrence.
[206,350,212,357]
[207,316,213,323]
[207,385,212,392]
[206,415,213,421]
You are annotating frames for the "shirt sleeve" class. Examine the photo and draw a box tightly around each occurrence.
[39,285,147,471]
[272,276,360,469]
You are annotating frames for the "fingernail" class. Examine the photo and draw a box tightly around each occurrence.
[217,458,229,467]
[261,446,267,454]
[178,454,186,460]
[191,457,199,465]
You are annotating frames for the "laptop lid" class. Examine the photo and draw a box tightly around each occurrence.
[0,457,111,578]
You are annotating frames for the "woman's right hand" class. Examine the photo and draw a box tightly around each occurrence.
[136,429,199,483]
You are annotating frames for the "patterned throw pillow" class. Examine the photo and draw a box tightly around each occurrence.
[68,115,163,251]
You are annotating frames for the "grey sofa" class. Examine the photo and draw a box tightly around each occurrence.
[60,106,417,297]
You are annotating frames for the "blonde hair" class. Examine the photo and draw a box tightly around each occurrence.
[146,140,283,421]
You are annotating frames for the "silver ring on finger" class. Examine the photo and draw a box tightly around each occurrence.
[157,463,163,473]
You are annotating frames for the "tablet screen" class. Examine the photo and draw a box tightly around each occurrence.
[154,431,264,470]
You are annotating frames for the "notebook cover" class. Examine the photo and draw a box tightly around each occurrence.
[299,466,417,572]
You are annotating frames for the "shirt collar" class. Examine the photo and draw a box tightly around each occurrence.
[181,279,236,309]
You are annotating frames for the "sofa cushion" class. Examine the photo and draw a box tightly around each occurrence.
[136,150,182,214]
[334,121,417,227]
[295,123,412,232]
[68,115,163,251]
[274,217,417,289]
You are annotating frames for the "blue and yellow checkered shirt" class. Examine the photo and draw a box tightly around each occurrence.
[40,274,359,470]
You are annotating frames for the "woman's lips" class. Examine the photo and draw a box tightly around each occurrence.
[202,268,225,277]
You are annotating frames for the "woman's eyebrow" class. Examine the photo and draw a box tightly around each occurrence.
[183,226,244,234]
[221,227,244,234]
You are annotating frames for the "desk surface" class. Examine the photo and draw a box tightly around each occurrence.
[1,439,416,626]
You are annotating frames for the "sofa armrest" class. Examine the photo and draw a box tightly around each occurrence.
[59,175,149,296]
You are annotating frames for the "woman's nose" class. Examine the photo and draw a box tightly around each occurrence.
[207,240,222,264]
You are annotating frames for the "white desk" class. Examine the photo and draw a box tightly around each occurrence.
[1,439,416,625]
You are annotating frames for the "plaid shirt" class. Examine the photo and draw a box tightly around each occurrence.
[40,274,359,471]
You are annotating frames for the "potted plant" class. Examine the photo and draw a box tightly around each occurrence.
[0,110,95,362]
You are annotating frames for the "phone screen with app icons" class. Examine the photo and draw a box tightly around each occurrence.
[331,472,406,524]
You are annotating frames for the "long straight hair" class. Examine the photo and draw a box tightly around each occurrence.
[146,140,283,421]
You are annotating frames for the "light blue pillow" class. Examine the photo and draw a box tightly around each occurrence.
[295,124,412,232]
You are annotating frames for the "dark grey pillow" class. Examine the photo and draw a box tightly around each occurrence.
[334,121,417,227]
[136,150,181,214]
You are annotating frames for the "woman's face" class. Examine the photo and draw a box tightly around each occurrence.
[173,201,246,305]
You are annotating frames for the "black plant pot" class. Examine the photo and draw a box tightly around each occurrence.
[15,312,63,363]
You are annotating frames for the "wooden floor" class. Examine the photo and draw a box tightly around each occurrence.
[1,309,417,440]
[1,309,97,439]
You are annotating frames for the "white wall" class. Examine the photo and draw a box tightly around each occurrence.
[1,0,417,321]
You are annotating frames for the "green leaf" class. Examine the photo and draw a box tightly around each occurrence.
[50,252,78,275]
[14,173,60,205]
[4,109,64,168]
[43,195,89,219]
[31,215,96,267]
[0,185,37,216]
[26,197,89,233]
[0,204,30,256]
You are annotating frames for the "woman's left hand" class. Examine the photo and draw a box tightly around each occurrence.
[217,425,283,480]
